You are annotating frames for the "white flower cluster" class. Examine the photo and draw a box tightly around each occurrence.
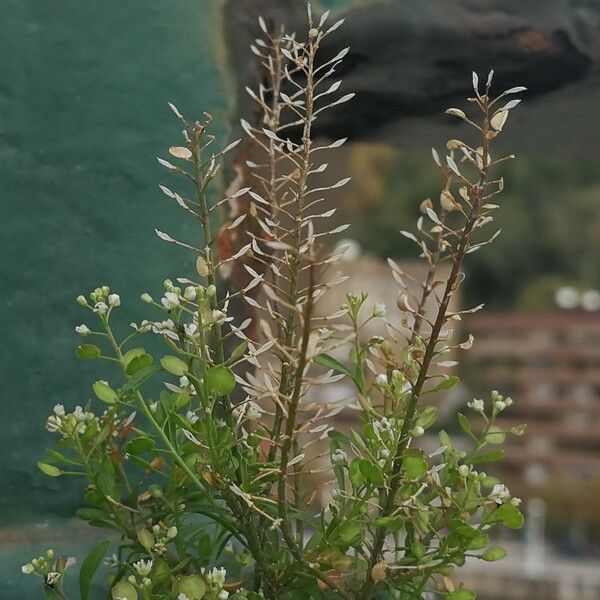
[233,400,263,423]
[77,286,120,316]
[205,566,229,599]
[488,483,521,506]
[46,404,97,436]
[21,549,75,585]
[150,523,178,555]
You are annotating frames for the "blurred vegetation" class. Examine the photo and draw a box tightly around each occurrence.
[341,146,600,310]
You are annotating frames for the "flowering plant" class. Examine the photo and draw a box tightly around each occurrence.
[27,5,526,600]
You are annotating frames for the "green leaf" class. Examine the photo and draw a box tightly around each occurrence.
[75,344,101,359]
[349,459,365,488]
[468,450,505,465]
[328,430,352,446]
[44,588,65,600]
[76,508,109,523]
[161,355,188,376]
[79,539,111,600]
[329,520,364,548]
[122,365,161,391]
[481,546,507,561]
[314,353,354,379]
[401,449,428,478]
[228,340,248,363]
[206,365,236,396]
[37,462,61,477]
[126,353,153,375]
[467,532,489,550]
[92,381,118,404]
[372,516,403,532]
[172,391,191,409]
[458,413,471,434]
[434,375,459,392]
[358,459,384,486]
[126,436,155,455]
[447,589,476,600]
[449,518,480,540]
[495,503,524,529]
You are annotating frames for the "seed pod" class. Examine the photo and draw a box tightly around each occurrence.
[111,581,138,600]
[419,197,433,214]
[196,256,210,278]
[440,190,458,212]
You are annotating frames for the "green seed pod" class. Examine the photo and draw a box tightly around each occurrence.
[111,580,138,600]
[148,483,163,498]
[173,574,206,600]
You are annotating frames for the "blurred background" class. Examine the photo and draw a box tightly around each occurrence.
[1,0,599,598]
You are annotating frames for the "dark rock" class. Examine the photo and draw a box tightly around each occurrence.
[223,0,596,140]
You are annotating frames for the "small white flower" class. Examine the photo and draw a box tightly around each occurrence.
[73,406,87,422]
[21,563,34,575]
[379,448,390,459]
[166,526,178,539]
[331,449,347,463]
[76,295,87,306]
[183,322,198,337]
[75,324,91,336]
[149,401,158,413]
[93,302,108,315]
[218,591,229,600]
[178,594,190,600]
[133,559,153,577]
[141,293,153,303]
[46,572,61,585]
[179,375,189,387]
[186,411,199,424]
[494,400,506,412]
[107,294,121,307]
[510,496,522,506]
[375,373,388,387]
[504,396,513,407]
[467,398,485,413]
[489,483,510,504]
[53,404,65,416]
[183,286,197,301]
[411,425,425,437]
[161,291,180,310]
[245,402,262,421]
[372,303,386,317]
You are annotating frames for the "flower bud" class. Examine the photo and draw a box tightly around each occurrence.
[76,295,87,306]
[375,373,388,387]
[183,286,197,301]
[140,293,153,303]
[75,324,91,336]
[411,425,425,437]
[108,294,121,307]
[372,303,386,317]
[458,464,470,478]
